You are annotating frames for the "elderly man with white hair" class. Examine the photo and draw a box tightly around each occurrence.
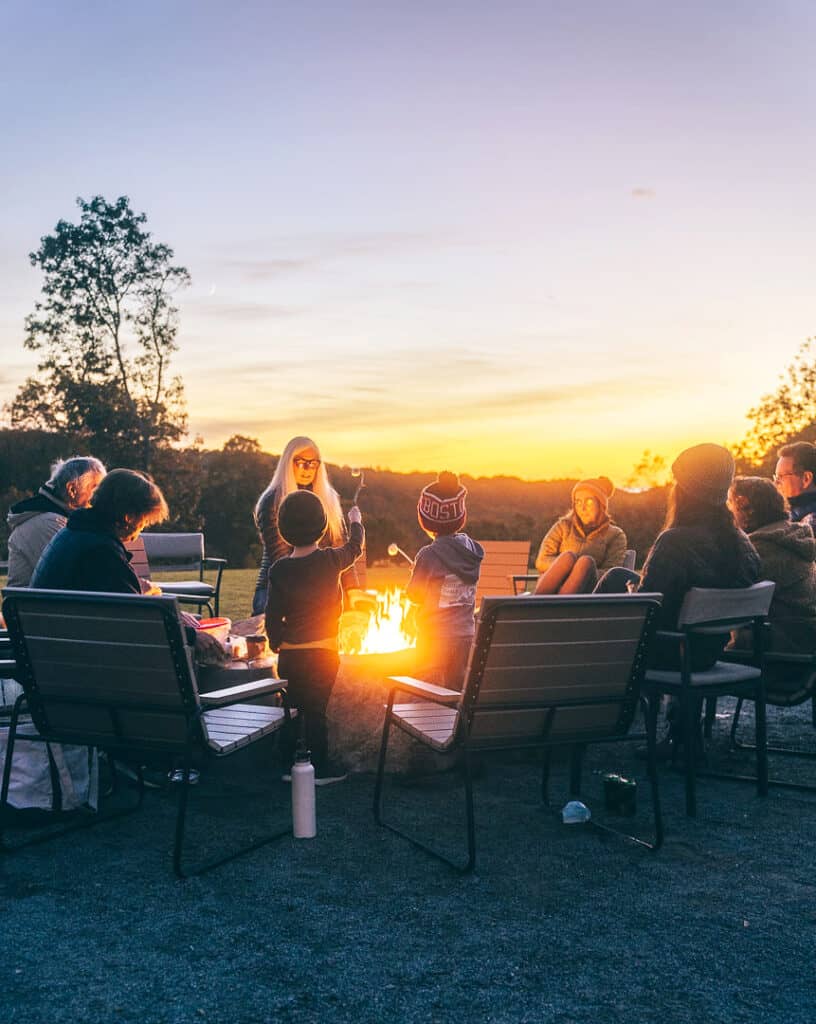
[6,456,106,587]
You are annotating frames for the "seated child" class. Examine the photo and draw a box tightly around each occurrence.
[265,490,364,785]
[406,472,484,689]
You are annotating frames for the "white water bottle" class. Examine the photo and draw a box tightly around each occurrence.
[291,747,316,839]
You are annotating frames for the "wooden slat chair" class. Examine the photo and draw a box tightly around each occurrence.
[475,540,531,609]
[642,582,775,818]
[128,532,227,617]
[1,588,290,878]
[374,593,663,872]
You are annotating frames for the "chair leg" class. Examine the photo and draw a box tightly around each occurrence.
[173,741,290,880]
[568,744,585,797]
[0,693,25,848]
[703,697,717,739]
[463,747,476,873]
[646,693,664,850]
[755,684,768,798]
[374,698,476,873]
[730,697,745,750]
[541,748,552,804]
[373,701,393,826]
[2,702,145,852]
[683,696,697,817]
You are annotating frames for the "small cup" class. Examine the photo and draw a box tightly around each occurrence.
[246,634,268,660]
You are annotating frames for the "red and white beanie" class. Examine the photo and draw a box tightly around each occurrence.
[417,472,467,535]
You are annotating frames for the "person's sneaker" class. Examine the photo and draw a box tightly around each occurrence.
[168,768,200,785]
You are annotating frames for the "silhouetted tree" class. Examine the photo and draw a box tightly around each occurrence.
[10,195,190,471]
[734,337,816,473]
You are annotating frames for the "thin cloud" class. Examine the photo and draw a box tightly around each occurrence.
[186,300,306,321]
[631,187,656,199]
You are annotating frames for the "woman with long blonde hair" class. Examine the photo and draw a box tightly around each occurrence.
[251,436,348,615]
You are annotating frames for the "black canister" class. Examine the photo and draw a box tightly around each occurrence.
[602,773,637,816]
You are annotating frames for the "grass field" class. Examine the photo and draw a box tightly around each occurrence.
[0,564,411,624]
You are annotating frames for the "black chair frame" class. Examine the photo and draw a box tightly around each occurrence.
[1,589,291,878]
[374,594,663,873]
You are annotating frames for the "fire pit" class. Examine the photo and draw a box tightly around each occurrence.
[328,587,449,774]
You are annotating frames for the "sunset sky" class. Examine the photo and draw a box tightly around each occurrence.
[1,1,814,482]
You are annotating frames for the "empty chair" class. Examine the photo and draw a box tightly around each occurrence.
[129,532,227,616]
[374,593,663,872]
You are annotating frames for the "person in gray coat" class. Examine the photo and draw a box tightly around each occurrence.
[6,457,106,586]
[729,475,816,654]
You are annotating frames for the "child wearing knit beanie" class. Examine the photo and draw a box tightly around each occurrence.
[406,472,484,689]
[533,476,628,594]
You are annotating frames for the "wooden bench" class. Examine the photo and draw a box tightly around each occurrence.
[474,540,531,610]
[1,587,290,877]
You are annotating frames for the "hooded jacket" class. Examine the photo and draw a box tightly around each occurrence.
[535,513,628,573]
[6,487,71,587]
[747,518,816,653]
[787,488,816,530]
[406,533,485,639]
[30,506,140,595]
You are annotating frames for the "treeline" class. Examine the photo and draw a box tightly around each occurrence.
[0,429,669,570]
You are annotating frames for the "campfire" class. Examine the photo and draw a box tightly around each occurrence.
[339,586,415,655]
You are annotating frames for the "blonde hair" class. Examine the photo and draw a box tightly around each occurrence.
[254,436,345,545]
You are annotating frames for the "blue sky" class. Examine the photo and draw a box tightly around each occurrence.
[1,0,815,480]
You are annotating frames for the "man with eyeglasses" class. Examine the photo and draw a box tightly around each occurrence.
[774,441,816,529]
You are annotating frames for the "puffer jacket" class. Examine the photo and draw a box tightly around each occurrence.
[748,519,816,654]
[535,513,628,573]
[6,487,71,587]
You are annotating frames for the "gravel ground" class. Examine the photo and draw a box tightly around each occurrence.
[1,697,814,1024]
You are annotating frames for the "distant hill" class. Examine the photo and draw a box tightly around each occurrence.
[0,429,668,570]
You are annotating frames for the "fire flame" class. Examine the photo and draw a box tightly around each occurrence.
[340,587,415,655]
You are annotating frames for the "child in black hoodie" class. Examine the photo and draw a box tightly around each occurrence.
[406,472,484,690]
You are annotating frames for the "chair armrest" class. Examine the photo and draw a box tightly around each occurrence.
[763,651,816,666]
[200,678,286,707]
[512,574,538,595]
[204,557,228,569]
[387,675,461,705]
[654,629,684,643]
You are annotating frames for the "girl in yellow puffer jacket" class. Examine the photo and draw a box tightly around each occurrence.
[533,476,628,594]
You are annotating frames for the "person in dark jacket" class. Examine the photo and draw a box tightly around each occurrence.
[31,469,169,593]
[728,475,816,654]
[251,436,355,615]
[632,444,761,670]
[406,472,484,689]
[6,456,106,587]
[265,489,364,784]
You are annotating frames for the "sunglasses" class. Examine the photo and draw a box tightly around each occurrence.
[293,457,321,470]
